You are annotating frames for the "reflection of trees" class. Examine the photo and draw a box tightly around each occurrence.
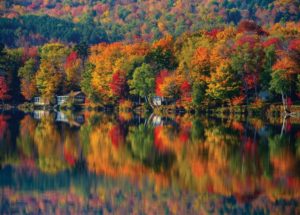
[79,112,101,157]
[127,125,153,161]
[266,133,300,199]
[269,134,297,176]
[127,125,175,172]
[86,119,146,177]
[34,116,69,174]
[191,118,205,141]
[296,132,300,159]
[157,118,300,201]
[3,112,300,202]
[0,115,9,140]
[63,130,81,167]
[16,115,37,158]
[0,113,21,166]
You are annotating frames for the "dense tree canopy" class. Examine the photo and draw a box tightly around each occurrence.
[1,0,300,47]
[0,10,299,110]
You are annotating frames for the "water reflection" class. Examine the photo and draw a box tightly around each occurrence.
[0,111,300,213]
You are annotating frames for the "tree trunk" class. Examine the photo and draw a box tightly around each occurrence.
[145,96,154,109]
[281,91,289,115]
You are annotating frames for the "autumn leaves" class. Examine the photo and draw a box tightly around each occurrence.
[1,21,299,111]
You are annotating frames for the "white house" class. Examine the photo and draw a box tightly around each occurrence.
[56,91,85,106]
[34,92,85,106]
[152,96,164,106]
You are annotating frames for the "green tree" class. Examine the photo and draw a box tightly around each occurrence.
[129,63,155,106]
[192,82,206,106]
[269,69,291,113]
[74,41,90,66]
[231,42,263,104]
[18,58,37,100]
[0,44,6,76]
[261,45,276,91]
[269,56,298,114]
[145,47,177,72]
[80,63,100,103]
[4,48,23,103]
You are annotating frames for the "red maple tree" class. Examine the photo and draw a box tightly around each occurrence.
[65,51,78,69]
[180,81,192,102]
[109,70,126,97]
[155,69,170,96]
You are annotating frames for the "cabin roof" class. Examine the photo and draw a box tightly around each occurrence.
[56,91,84,97]
[70,91,84,97]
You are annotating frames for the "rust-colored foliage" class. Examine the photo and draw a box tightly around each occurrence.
[153,35,174,51]
[154,126,168,152]
[262,37,281,48]
[0,115,9,139]
[155,69,170,97]
[109,125,125,148]
[0,76,10,102]
[288,39,300,63]
[205,28,223,39]
[180,81,191,99]
[273,57,298,75]
[236,35,259,48]
[22,47,38,62]
[231,94,246,105]
[65,51,78,69]
[64,148,76,167]
[231,121,245,132]
[237,20,267,35]
[109,70,127,98]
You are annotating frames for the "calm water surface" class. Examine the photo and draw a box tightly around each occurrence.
[0,110,300,214]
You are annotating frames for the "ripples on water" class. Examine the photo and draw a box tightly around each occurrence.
[0,110,299,214]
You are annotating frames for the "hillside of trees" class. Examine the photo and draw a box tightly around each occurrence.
[0,0,300,47]
[0,20,299,111]
[0,15,108,47]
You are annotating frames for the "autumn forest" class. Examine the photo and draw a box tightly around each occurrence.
[1,0,300,214]
[0,0,299,113]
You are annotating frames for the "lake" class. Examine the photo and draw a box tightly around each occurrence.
[0,110,299,214]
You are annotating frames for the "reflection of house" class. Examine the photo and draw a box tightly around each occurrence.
[56,91,85,106]
[147,114,177,127]
[56,112,68,123]
[55,111,85,127]
[33,110,50,120]
[75,115,85,124]
[152,115,163,126]
[33,97,49,106]
[56,96,69,106]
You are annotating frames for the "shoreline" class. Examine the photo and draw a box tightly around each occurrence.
[1,102,300,117]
